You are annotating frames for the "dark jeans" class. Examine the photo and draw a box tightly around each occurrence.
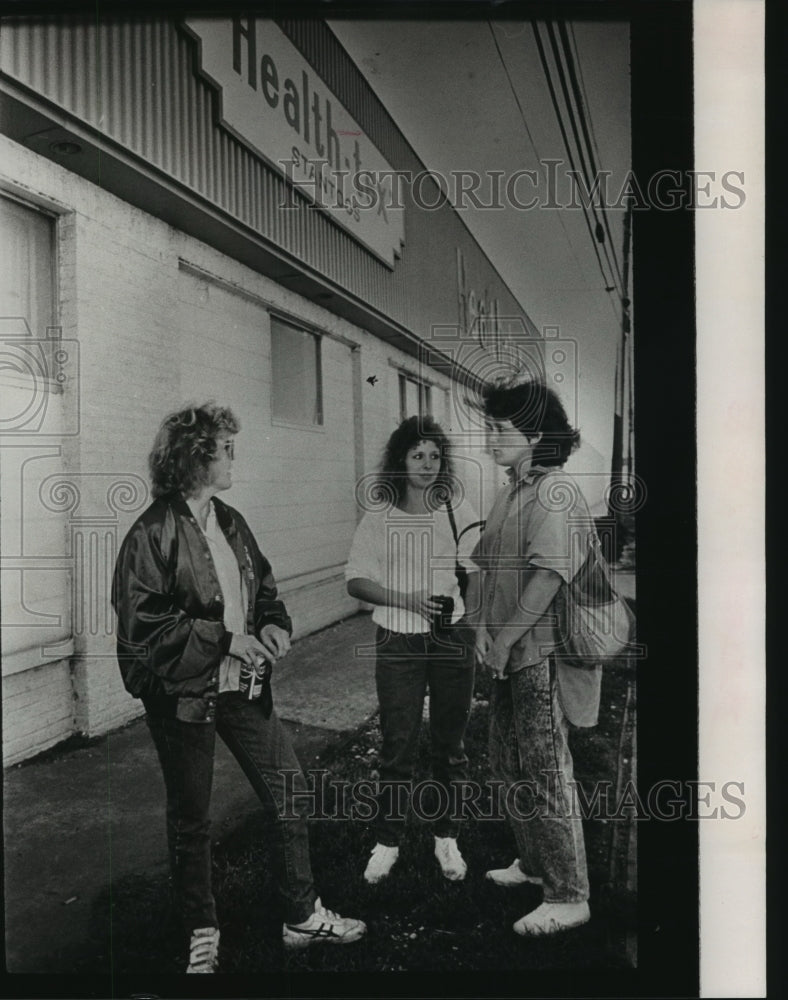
[373,625,475,846]
[145,692,316,934]
[488,657,589,903]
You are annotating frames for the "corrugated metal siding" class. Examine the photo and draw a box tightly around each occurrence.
[275,18,536,337]
[0,16,529,333]
[278,18,412,171]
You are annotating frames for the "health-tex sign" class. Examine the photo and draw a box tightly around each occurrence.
[183,17,405,268]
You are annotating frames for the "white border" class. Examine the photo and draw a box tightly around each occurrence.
[695,2,765,995]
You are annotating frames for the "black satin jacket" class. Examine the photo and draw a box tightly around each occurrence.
[111,494,292,708]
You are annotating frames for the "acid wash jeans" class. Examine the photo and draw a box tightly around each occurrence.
[145,692,316,934]
[488,656,590,903]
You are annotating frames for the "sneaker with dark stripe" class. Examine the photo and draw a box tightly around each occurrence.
[282,897,366,949]
[186,926,220,973]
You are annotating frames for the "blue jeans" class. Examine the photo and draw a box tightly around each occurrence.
[145,692,316,934]
[489,657,590,903]
[373,626,475,846]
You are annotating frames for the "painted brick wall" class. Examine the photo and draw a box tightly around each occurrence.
[2,659,74,766]
[3,135,488,760]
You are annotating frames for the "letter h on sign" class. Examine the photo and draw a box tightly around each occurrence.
[233,15,257,87]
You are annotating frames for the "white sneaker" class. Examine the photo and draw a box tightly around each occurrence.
[282,897,366,949]
[485,859,543,887]
[186,926,220,973]
[434,836,467,881]
[513,901,590,937]
[363,843,400,884]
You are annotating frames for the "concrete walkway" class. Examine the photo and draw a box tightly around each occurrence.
[3,570,635,974]
[3,613,378,974]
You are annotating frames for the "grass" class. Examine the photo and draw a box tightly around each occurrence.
[79,661,637,976]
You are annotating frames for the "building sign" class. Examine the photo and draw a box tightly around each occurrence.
[183,17,405,268]
[456,248,543,377]
[457,248,501,347]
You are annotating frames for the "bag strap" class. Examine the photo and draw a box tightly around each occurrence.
[444,501,485,550]
[445,501,459,546]
[588,532,618,589]
[569,530,621,605]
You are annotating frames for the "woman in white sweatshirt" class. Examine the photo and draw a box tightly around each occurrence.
[345,416,483,885]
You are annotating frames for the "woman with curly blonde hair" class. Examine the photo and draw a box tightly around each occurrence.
[112,403,365,972]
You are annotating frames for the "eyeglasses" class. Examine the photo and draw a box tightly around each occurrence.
[221,439,235,460]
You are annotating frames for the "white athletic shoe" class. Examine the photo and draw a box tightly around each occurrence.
[363,843,400,884]
[513,901,590,937]
[186,926,220,973]
[485,859,544,887]
[282,897,366,949]
[434,836,467,881]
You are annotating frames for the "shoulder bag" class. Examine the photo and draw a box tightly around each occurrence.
[554,532,635,668]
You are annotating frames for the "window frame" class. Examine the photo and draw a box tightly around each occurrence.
[397,369,433,423]
[0,192,59,370]
[269,313,324,431]
[0,190,73,673]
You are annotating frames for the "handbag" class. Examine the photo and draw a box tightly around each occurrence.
[555,532,635,668]
[445,502,484,601]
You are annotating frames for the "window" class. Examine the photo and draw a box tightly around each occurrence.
[398,371,432,423]
[1,195,72,675]
[0,194,55,339]
[270,317,323,426]
[0,195,68,434]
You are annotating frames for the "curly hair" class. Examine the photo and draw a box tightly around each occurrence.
[148,403,240,499]
[482,378,580,467]
[377,415,456,508]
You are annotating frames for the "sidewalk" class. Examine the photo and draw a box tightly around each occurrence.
[3,613,378,974]
[4,571,636,974]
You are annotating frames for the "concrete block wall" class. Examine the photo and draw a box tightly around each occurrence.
[2,658,74,767]
[2,135,489,761]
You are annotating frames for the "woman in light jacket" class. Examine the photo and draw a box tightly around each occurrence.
[471,378,600,937]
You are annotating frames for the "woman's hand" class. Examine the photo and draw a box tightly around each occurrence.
[398,590,443,621]
[259,623,291,661]
[346,579,443,623]
[346,579,445,622]
[229,633,269,667]
[474,626,493,667]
